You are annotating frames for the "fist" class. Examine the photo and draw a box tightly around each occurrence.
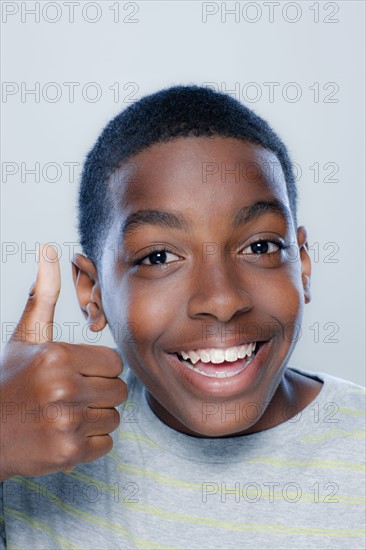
[0,245,127,481]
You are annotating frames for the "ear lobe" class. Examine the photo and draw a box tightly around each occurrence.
[71,253,108,331]
[85,300,107,332]
[297,226,312,305]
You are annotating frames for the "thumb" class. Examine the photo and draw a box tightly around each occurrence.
[10,243,61,344]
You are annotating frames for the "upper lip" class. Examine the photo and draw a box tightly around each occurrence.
[168,340,267,354]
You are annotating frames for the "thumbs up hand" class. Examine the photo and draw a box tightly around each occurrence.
[0,245,126,481]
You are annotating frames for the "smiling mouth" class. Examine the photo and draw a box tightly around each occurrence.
[173,342,263,378]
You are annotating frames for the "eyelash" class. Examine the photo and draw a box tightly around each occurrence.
[133,246,177,267]
[243,239,287,255]
[132,240,287,267]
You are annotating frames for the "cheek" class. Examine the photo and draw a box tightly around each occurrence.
[104,276,183,350]
[256,268,304,322]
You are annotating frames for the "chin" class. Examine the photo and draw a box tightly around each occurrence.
[176,408,259,438]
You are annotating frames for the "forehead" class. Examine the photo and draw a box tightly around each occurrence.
[108,136,290,213]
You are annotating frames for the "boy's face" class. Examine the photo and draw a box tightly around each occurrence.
[76,136,312,437]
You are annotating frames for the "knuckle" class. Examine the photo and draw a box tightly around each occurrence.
[115,378,127,402]
[47,379,77,404]
[84,435,113,463]
[56,439,82,469]
[106,348,123,373]
[112,408,120,428]
[54,410,82,435]
[39,343,69,368]
[103,435,113,455]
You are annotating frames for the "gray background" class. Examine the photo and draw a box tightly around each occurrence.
[1,1,365,385]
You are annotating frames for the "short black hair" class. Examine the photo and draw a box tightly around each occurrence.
[78,85,297,266]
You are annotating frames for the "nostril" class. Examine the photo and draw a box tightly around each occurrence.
[187,278,253,323]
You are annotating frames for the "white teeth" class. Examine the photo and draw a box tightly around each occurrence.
[179,355,254,378]
[210,349,225,364]
[237,346,247,359]
[225,349,237,362]
[179,343,257,365]
[188,351,200,365]
[200,351,211,364]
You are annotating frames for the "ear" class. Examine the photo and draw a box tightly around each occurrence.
[71,253,107,332]
[297,226,311,304]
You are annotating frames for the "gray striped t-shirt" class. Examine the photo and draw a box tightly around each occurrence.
[1,366,365,549]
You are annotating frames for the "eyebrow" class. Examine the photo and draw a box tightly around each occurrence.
[231,199,291,228]
[120,210,192,239]
[120,200,291,240]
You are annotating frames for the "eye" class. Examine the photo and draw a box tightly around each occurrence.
[241,240,283,255]
[136,248,181,266]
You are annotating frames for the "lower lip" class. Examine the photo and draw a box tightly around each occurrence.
[167,342,271,397]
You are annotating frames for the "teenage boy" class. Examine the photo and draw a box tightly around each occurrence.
[1,86,365,549]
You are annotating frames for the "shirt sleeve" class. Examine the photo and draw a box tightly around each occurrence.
[0,484,6,549]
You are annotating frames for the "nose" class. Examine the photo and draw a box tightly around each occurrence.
[187,258,253,323]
